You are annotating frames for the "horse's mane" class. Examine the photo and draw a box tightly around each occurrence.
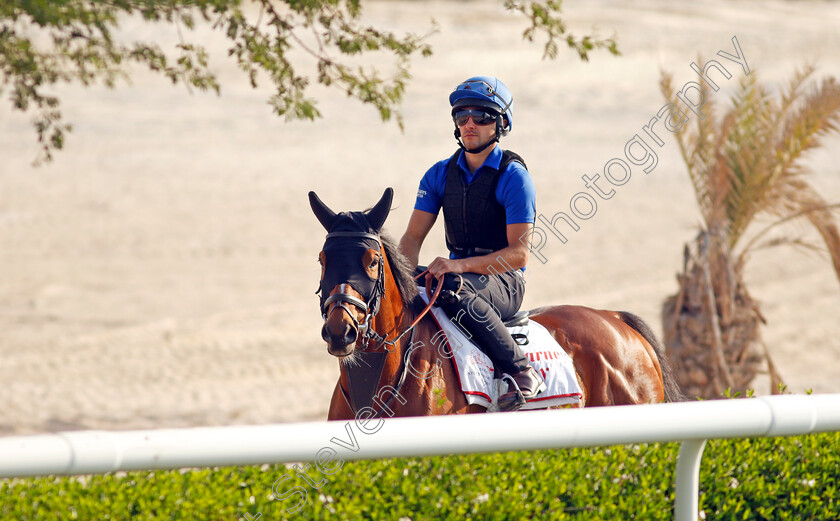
[379,230,425,316]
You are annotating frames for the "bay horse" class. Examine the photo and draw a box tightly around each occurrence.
[310,188,683,420]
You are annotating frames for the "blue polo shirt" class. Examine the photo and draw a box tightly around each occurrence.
[414,146,536,259]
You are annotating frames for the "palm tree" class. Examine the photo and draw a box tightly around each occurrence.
[660,65,840,399]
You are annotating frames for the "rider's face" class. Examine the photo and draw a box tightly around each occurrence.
[456,106,498,151]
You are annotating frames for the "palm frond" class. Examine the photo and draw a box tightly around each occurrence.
[660,70,710,219]
[775,75,840,179]
[768,180,840,281]
[706,111,735,231]
[723,75,779,246]
[692,55,720,210]
[738,201,840,256]
[776,64,817,132]
[749,236,829,255]
[660,65,840,277]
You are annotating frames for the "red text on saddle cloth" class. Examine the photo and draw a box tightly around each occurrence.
[528,350,564,362]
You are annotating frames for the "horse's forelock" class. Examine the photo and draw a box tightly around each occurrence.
[328,211,374,234]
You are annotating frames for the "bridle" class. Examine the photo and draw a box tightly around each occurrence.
[319,230,443,352]
[319,230,445,418]
[319,231,386,345]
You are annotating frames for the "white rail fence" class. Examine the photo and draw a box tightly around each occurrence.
[2,394,839,521]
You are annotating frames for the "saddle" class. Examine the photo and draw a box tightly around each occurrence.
[418,288,583,411]
[503,310,529,327]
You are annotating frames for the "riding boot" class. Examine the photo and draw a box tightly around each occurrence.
[498,366,546,412]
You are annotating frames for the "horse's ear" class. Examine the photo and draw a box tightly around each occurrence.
[365,187,393,232]
[309,191,337,231]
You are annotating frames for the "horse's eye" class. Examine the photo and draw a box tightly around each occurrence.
[368,257,380,269]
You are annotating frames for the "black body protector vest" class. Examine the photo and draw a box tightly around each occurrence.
[442,149,527,258]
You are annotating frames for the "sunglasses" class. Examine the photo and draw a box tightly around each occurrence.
[453,109,499,127]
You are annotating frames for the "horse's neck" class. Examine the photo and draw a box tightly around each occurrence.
[370,257,415,355]
[382,273,410,327]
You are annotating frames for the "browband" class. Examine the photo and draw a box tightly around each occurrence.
[325,231,381,242]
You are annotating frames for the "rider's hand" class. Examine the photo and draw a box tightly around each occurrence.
[426,256,464,282]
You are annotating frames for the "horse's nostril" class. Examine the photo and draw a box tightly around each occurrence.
[342,323,357,345]
[323,321,357,349]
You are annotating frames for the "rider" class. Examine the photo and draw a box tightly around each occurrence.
[398,76,544,412]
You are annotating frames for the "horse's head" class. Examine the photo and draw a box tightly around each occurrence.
[309,188,394,357]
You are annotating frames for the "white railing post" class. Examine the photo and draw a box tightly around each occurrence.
[674,439,707,521]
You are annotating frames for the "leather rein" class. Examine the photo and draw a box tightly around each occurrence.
[364,269,442,351]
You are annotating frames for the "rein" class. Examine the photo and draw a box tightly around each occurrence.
[364,268,442,351]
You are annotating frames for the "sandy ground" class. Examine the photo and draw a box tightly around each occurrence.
[1,0,839,436]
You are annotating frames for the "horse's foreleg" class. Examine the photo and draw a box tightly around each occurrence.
[327,381,355,421]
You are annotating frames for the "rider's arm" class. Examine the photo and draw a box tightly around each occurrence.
[451,222,532,273]
[399,209,437,268]
[401,160,447,268]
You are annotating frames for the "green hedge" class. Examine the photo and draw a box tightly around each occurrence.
[2,433,838,520]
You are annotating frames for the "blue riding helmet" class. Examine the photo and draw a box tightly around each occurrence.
[449,76,513,135]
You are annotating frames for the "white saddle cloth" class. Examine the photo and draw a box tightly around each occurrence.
[419,289,583,411]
